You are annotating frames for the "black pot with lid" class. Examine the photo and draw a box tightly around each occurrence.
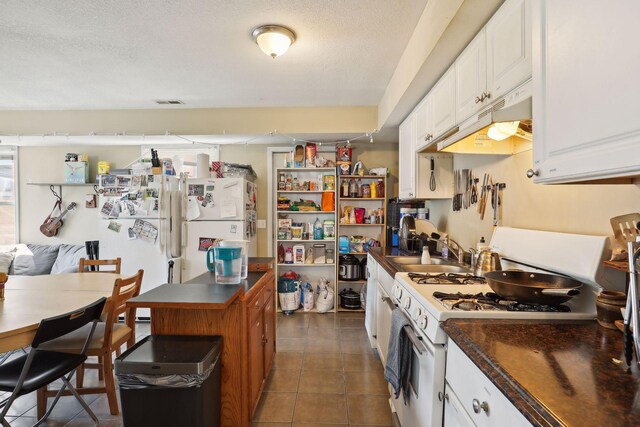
[339,288,362,310]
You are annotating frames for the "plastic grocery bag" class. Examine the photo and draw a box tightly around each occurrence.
[303,283,315,312]
[315,278,335,313]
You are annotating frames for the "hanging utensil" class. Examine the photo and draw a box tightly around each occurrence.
[478,174,487,214]
[610,213,640,246]
[429,157,437,191]
[471,174,478,205]
[624,240,640,366]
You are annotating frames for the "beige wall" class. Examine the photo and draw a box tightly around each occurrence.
[0,106,376,135]
[18,146,140,244]
[16,142,400,256]
[428,150,640,253]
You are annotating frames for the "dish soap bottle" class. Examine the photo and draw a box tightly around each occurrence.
[421,246,431,264]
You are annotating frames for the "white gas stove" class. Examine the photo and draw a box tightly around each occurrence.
[385,227,610,427]
[392,227,610,344]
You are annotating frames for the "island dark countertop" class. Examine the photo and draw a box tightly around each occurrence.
[128,258,274,310]
[442,319,640,427]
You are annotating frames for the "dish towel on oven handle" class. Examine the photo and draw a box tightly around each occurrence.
[384,308,413,404]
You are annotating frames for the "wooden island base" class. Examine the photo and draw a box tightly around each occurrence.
[128,266,276,427]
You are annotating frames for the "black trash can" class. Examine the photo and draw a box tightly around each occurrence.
[115,335,223,427]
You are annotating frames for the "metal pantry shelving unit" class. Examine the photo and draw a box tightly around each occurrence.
[336,174,387,312]
[274,167,338,313]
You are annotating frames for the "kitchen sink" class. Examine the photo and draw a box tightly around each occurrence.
[386,256,452,265]
[397,264,472,274]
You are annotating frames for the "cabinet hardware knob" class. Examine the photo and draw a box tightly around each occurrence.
[526,169,540,178]
[438,391,444,401]
[475,96,482,104]
[472,399,489,414]
[444,394,449,402]
[484,92,491,100]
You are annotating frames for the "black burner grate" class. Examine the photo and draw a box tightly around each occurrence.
[408,272,487,285]
[432,291,571,312]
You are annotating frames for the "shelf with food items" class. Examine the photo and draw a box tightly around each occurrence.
[337,175,387,200]
[277,169,336,193]
[276,218,336,242]
[277,190,334,194]
[338,235,382,255]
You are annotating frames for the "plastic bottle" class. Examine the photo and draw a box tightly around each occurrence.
[349,179,358,198]
[341,179,349,198]
[377,178,385,197]
[421,246,432,264]
[370,182,377,198]
[313,218,324,240]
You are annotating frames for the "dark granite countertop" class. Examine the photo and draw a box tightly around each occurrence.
[442,319,640,427]
[367,247,402,277]
[128,258,273,310]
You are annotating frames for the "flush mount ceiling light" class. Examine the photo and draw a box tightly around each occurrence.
[487,121,520,141]
[252,25,296,58]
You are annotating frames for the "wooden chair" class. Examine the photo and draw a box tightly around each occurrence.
[78,257,122,274]
[39,270,144,416]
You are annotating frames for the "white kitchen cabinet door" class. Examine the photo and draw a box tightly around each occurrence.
[531,0,640,183]
[443,385,475,427]
[398,112,417,199]
[364,254,377,348]
[447,341,531,427]
[455,29,487,123]
[415,94,434,151]
[375,282,392,365]
[486,0,531,102]
[431,66,457,140]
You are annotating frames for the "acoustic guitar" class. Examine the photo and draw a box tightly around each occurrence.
[40,202,77,237]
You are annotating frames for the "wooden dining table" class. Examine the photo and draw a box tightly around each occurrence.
[0,273,119,353]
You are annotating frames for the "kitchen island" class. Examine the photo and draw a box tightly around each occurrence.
[127,258,275,427]
[443,319,640,427]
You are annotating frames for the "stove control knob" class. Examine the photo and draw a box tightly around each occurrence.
[403,296,411,309]
[412,307,422,320]
[418,315,428,330]
[393,286,403,300]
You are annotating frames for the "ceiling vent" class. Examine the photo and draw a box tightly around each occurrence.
[155,99,184,105]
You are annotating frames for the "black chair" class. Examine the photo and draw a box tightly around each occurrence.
[0,297,107,427]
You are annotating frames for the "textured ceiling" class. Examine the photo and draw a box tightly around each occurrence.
[0,0,427,110]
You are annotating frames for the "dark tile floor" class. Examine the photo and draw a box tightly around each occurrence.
[3,313,392,426]
[252,312,393,427]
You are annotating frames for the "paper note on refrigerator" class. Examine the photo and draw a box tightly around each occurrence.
[186,197,201,221]
[221,200,237,218]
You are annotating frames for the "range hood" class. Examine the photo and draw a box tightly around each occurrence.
[436,80,533,155]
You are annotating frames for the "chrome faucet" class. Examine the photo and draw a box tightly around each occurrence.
[427,236,465,263]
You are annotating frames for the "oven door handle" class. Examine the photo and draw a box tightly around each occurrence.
[382,296,396,311]
[383,296,430,355]
[403,325,428,355]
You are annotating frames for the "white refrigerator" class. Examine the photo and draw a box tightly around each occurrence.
[182,177,257,281]
[98,174,182,318]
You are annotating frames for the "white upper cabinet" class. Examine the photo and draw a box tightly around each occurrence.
[486,0,531,102]
[531,0,640,183]
[398,112,417,199]
[455,30,487,123]
[431,66,457,140]
[415,94,434,151]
